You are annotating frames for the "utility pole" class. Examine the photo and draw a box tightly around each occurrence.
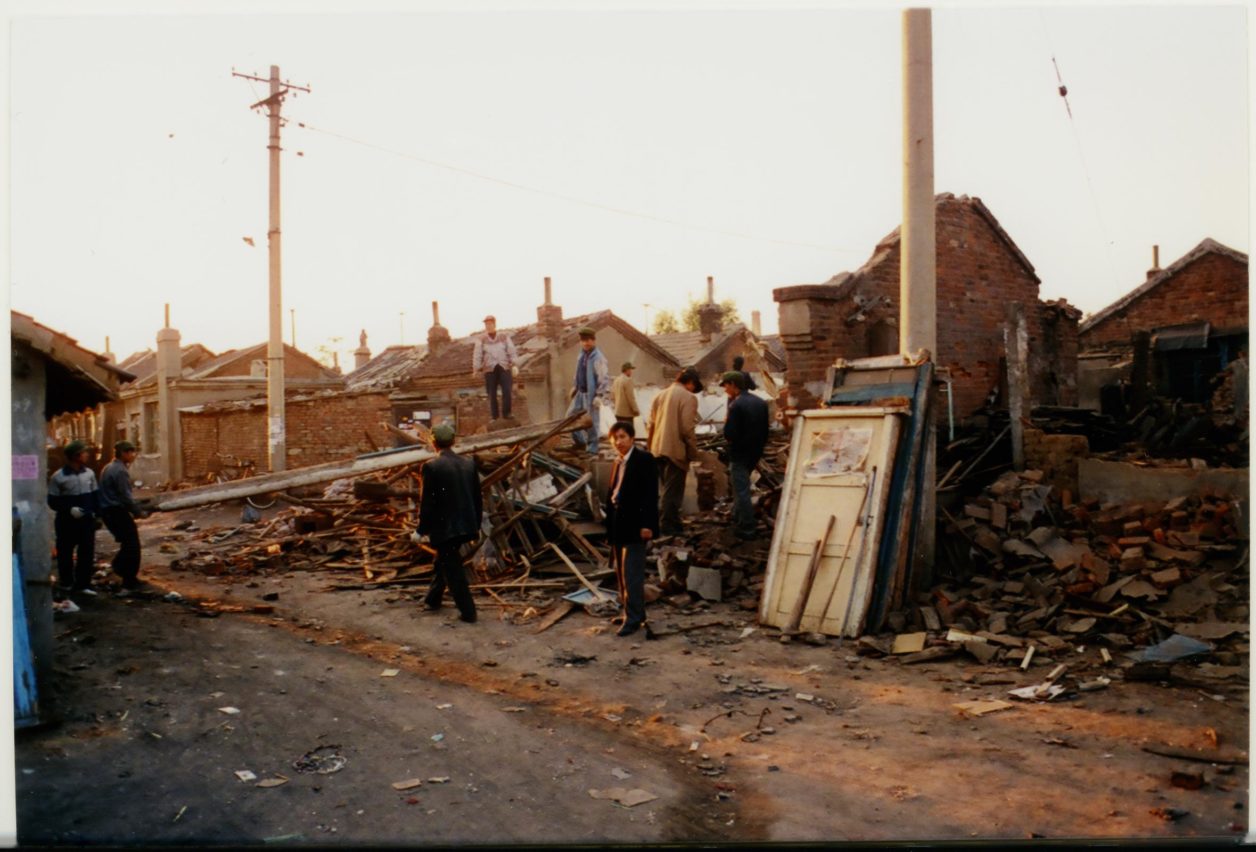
[290,308,296,348]
[232,65,311,473]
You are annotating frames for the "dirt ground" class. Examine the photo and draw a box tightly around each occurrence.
[16,501,1251,845]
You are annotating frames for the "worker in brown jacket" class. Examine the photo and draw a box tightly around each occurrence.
[646,367,702,535]
[612,361,640,422]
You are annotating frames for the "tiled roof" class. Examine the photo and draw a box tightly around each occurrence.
[650,324,787,373]
[1080,238,1248,333]
[345,344,428,390]
[187,342,341,381]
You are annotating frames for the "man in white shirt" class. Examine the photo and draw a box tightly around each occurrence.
[472,315,518,420]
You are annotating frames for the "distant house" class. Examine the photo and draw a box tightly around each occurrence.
[393,283,681,436]
[773,193,1082,418]
[1078,239,1248,406]
[12,311,133,685]
[104,324,343,484]
[650,323,786,389]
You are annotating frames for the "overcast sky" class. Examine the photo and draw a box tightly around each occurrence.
[5,1,1249,370]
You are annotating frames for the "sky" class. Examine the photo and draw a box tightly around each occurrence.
[4,1,1250,372]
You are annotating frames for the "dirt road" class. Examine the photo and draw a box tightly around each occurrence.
[16,504,1250,844]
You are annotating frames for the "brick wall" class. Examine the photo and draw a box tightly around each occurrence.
[774,196,1080,416]
[1023,427,1089,498]
[1080,252,1248,350]
[180,391,393,478]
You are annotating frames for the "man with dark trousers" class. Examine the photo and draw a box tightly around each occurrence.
[98,440,150,593]
[418,424,482,623]
[47,440,100,595]
[722,371,770,540]
[604,421,659,637]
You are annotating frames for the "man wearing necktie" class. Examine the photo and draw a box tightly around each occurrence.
[604,421,659,637]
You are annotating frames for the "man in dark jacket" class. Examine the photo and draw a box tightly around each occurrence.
[99,440,149,593]
[721,372,770,540]
[47,440,100,595]
[418,424,483,623]
[604,420,659,637]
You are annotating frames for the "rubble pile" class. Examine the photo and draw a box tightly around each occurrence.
[876,468,1249,690]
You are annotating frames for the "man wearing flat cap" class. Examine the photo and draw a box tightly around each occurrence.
[472,315,518,420]
[47,440,100,595]
[567,326,610,455]
[418,424,482,623]
[99,440,150,592]
[612,361,640,423]
[721,371,769,540]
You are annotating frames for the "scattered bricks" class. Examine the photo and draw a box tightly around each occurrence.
[1020,470,1045,483]
[1120,547,1147,572]
[1168,530,1201,548]
[965,504,992,521]
[990,502,1008,530]
[1170,511,1191,530]
[1117,536,1151,547]
[987,613,1008,634]
[1147,541,1207,566]
[1164,496,1189,513]
[973,527,1003,554]
[1122,521,1144,536]
[1065,582,1096,596]
[1150,566,1182,588]
[1080,551,1110,585]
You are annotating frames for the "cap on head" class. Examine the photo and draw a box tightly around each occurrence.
[621,361,635,372]
[483,315,496,323]
[432,424,456,446]
[577,326,597,340]
[114,440,136,454]
[64,440,87,459]
[720,370,745,390]
[678,367,703,393]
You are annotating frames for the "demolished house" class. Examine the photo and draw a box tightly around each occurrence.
[1078,239,1249,413]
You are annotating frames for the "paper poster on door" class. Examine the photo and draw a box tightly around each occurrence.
[804,427,872,477]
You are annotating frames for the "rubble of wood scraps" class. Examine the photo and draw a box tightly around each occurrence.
[157,412,792,634]
[865,466,1249,697]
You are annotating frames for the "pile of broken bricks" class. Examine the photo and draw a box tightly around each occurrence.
[863,468,1249,698]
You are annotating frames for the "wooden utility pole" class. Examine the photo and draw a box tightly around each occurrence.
[232,65,311,473]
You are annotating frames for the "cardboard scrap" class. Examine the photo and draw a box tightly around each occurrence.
[392,778,423,791]
[235,770,257,782]
[380,669,400,678]
[588,787,659,808]
[892,632,927,654]
[256,777,289,788]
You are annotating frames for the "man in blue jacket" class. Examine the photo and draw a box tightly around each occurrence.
[721,372,769,540]
[567,326,610,456]
[418,424,483,623]
[47,440,100,595]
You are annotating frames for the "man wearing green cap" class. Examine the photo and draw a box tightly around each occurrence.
[47,440,100,595]
[612,361,640,423]
[418,424,482,622]
[99,440,150,592]
[721,371,770,540]
[567,326,610,455]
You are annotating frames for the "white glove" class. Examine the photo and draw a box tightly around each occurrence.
[410,530,430,546]
[69,507,85,519]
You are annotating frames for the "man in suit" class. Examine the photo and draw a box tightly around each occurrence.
[646,367,702,535]
[418,424,482,623]
[604,421,659,637]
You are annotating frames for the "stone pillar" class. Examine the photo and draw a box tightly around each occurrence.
[772,284,851,410]
[353,329,371,370]
[427,302,451,357]
[536,277,565,420]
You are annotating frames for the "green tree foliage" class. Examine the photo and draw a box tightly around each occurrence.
[680,297,740,333]
[651,310,680,335]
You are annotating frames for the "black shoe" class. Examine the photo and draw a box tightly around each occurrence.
[616,622,641,638]
[423,601,441,612]
[458,612,477,624]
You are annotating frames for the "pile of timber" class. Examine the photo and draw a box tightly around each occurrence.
[871,467,1249,688]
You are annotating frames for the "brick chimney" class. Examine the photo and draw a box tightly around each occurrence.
[751,310,762,337]
[102,335,114,364]
[353,329,371,370]
[427,301,451,355]
[1146,244,1161,281]
[697,275,724,343]
[536,276,564,341]
[155,303,183,482]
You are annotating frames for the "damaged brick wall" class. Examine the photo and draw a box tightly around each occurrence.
[1023,427,1089,498]
[181,392,394,478]
[1080,251,1249,350]
[774,195,1080,415]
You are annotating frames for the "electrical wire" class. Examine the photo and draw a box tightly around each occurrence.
[293,120,866,255]
[1038,11,1122,293]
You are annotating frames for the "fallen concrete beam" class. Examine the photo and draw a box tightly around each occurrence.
[149,413,590,512]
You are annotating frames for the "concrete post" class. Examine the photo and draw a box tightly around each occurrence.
[155,315,183,483]
[1005,302,1029,471]
[266,64,287,473]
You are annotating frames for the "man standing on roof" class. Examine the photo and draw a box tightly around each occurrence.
[47,440,100,596]
[612,361,640,423]
[99,440,150,593]
[647,367,703,535]
[721,371,770,540]
[472,315,518,421]
[567,326,610,456]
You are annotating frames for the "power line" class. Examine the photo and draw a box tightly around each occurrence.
[1037,12,1122,293]
[292,121,866,256]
